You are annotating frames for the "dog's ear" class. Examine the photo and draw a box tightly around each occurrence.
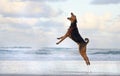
[71,12,74,16]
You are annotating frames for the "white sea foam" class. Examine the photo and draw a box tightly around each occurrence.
[0,47,120,61]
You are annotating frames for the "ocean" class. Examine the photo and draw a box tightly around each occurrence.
[0,47,120,61]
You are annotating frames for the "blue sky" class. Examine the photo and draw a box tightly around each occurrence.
[0,0,120,48]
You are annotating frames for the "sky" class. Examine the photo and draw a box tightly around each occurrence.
[0,0,120,48]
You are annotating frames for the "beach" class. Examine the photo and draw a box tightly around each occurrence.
[0,47,120,75]
[0,61,120,76]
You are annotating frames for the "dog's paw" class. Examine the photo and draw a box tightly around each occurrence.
[57,38,61,40]
[56,42,59,45]
[86,61,90,65]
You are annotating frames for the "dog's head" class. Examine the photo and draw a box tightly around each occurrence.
[67,12,76,23]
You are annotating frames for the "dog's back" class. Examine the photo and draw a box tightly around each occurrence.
[69,19,87,44]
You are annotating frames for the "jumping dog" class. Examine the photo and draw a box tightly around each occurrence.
[56,12,90,65]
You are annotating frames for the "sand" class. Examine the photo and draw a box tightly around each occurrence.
[0,61,120,76]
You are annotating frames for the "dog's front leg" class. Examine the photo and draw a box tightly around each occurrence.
[56,27,73,45]
[56,35,68,45]
[57,36,64,40]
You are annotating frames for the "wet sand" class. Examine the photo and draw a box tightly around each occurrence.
[0,61,120,76]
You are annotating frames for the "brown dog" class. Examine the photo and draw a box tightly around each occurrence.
[56,12,90,65]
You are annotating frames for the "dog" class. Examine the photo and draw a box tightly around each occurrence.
[56,12,90,65]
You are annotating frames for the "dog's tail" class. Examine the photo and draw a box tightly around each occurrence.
[85,38,89,44]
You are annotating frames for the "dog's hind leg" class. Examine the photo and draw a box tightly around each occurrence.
[79,44,90,65]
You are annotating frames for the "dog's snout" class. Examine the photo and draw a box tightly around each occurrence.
[67,17,70,19]
[67,17,71,20]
